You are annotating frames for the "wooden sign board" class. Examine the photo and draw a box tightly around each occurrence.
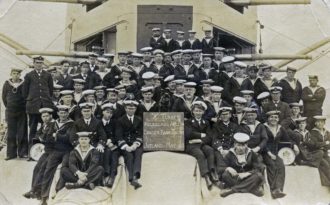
[143,112,184,151]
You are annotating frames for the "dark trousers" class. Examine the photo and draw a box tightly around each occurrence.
[28,113,41,152]
[263,155,285,191]
[104,148,120,178]
[222,170,264,194]
[5,110,28,157]
[123,146,143,181]
[60,166,104,186]
[41,151,70,198]
[186,144,216,176]
[319,155,330,186]
[31,152,52,193]
[214,151,228,177]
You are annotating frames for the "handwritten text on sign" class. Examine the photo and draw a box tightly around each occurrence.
[143,112,184,151]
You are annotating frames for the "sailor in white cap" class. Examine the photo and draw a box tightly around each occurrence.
[60,130,104,191]
[220,132,264,198]
[241,64,259,91]
[211,106,238,159]
[175,30,185,49]
[240,90,259,111]
[150,27,166,50]
[256,91,270,114]
[23,106,57,201]
[190,49,202,71]
[72,79,85,103]
[170,50,187,78]
[201,29,217,54]
[52,84,64,106]
[223,61,247,104]
[163,29,180,52]
[184,100,221,190]
[117,99,143,189]
[103,51,128,88]
[73,61,102,90]
[201,54,217,82]
[212,47,226,69]
[172,78,186,98]
[206,86,230,122]
[94,85,106,106]
[58,90,81,121]
[254,63,277,97]
[88,53,99,73]
[231,96,247,124]
[276,66,302,104]
[182,30,201,50]
[181,49,193,74]
[262,110,289,198]
[200,79,214,101]
[217,56,235,88]
[163,75,176,93]
[239,107,267,154]
[172,82,201,119]
[302,74,326,130]
[136,86,158,117]
[308,115,330,186]
[262,86,290,123]
[140,47,153,67]
[104,88,127,119]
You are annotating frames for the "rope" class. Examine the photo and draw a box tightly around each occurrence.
[309,5,328,37]
[43,20,75,51]
[0,44,29,67]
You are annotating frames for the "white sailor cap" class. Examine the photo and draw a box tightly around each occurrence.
[142,72,156,80]
[308,75,318,80]
[152,27,161,31]
[39,107,54,114]
[184,82,197,87]
[234,61,247,68]
[218,107,232,114]
[53,84,64,90]
[191,101,207,110]
[233,96,247,104]
[103,53,115,58]
[243,107,258,113]
[200,79,214,85]
[153,49,165,55]
[177,31,185,35]
[123,100,139,107]
[140,47,153,53]
[210,86,224,92]
[214,47,226,52]
[233,133,250,143]
[73,79,86,84]
[182,49,194,54]
[76,132,92,138]
[188,30,196,34]
[171,50,182,56]
[141,86,154,92]
[82,89,96,96]
[106,88,119,93]
[257,92,270,100]
[313,115,327,120]
[164,75,175,83]
[270,86,283,93]
[266,110,281,116]
[287,66,297,72]
[57,105,70,112]
[79,102,94,109]
[163,29,172,33]
[60,90,74,96]
[202,53,213,58]
[101,103,115,111]
[117,51,130,56]
[88,53,99,57]
[93,85,106,91]
[222,56,235,63]
[259,64,272,71]
[173,79,187,84]
[240,90,254,96]
[289,102,303,108]
[115,85,126,90]
[295,117,307,123]
[97,57,108,63]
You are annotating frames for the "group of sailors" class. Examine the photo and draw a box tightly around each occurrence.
[2,28,330,205]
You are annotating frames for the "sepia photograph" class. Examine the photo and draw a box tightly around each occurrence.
[0,0,330,204]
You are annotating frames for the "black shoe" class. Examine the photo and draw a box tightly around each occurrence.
[210,170,219,182]
[130,180,142,190]
[65,182,82,189]
[214,181,225,189]
[271,189,286,199]
[220,189,235,197]
[27,157,34,162]
[105,177,115,188]
[204,175,213,190]
[86,183,95,190]
[23,191,37,199]
[5,156,16,161]
[41,197,48,205]
[252,187,264,197]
